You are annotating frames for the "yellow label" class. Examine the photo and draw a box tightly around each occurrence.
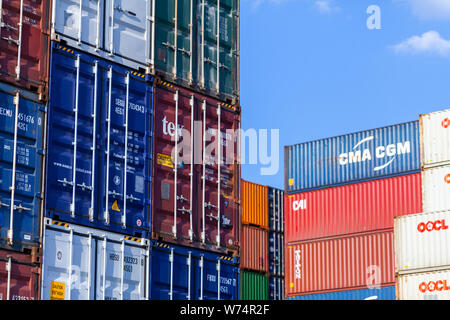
[157,153,174,168]
[290,283,294,288]
[112,200,120,212]
[288,179,294,186]
[50,281,65,300]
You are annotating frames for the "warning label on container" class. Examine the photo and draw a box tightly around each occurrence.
[157,153,174,168]
[112,200,121,212]
[50,281,65,300]
[288,179,294,186]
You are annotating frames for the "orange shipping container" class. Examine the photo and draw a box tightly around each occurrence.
[241,225,268,273]
[241,180,268,228]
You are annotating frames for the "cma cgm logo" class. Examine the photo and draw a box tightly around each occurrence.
[338,136,411,171]
[419,280,450,293]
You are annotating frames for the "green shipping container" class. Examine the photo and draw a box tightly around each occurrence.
[155,0,239,104]
[241,271,269,300]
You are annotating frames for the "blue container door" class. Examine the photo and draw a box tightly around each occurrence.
[0,84,45,251]
[46,44,152,237]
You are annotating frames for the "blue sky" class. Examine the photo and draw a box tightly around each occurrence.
[240,0,450,189]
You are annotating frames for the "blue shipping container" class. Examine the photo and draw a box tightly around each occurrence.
[287,286,395,300]
[269,275,284,300]
[269,230,283,277]
[285,121,420,193]
[268,187,284,233]
[0,82,46,252]
[150,241,240,300]
[45,43,154,237]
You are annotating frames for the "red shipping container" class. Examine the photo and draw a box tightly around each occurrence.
[0,0,50,100]
[285,230,394,297]
[0,248,41,300]
[241,225,268,273]
[285,173,422,243]
[152,79,241,255]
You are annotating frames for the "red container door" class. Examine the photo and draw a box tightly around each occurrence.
[241,225,268,273]
[153,80,240,254]
[285,173,422,243]
[0,0,49,98]
[0,249,40,300]
[285,230,395,297]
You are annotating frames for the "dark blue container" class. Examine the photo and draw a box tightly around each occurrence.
[269,276,284,300]
[287,286,395,300]
[150,241,240,300]
[285,121,420,193]
[268,187,284,233]
[268,230,284,277]
[0,81,46,252]
[45,43,153,237]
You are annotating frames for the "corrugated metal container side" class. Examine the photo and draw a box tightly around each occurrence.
[394,210,450,274]
[240,270,268,300]
[396,269,450,300]
[269,231,284,277]
[285,121,420,193]
[241,225,268,273]
[45,43,153,237]
[285,230,395,297]
[41,218,150,300]
[149,241,240,300]
[422,165,450,213]
[152,80,240,255]
[241,180,268,229]
[0,0,50,100]
[420,109,450,168]
[0,81,46,252]
[288,285,395,300]
[268,187,284,233]
[0,248,41,300]
[51,0,155,72]
[285,173,422,243]
[269,275,284,300]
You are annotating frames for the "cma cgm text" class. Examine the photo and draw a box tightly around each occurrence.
[339,141,411,166]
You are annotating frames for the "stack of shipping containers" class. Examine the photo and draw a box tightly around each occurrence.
[268,187,284,300]
[148,0,241,300]
[240,180,269,300]
[284,121,423,300]
[395,109,450,300]
[0,0,50,300]
[0,0,240,300]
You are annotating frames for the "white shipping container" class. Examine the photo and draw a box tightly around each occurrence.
[395,210,450,274]
[396,269,450,300]
[422,165,450,213]
[420,109,450,168]
[41,218,149,300]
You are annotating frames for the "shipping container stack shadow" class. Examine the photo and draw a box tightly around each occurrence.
[395,109,450,300]
[284,121,423,300]
[0,0,51,300]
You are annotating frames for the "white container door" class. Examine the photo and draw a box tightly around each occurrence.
[420,109,450,168]
[422,166,450,213]
[104,0,153,67]
[41,227,95,300]
[397,269,450,300]
[52,0,103,49]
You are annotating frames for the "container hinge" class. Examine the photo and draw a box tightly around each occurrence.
[204,58,216,66]
[57,178,74,187]
[176,195,189,203]
[14,203,30,213]
[126,194,140,202]
[0,199,9,208]
[205,202,218,210]
[37,150,45,156]
[114,5,136,17]
[178,208,191,214]
[0,23,18,32]
[178,48,191,56]
[2,35,20,46]
[38,105,48,113]
[162,42,175,50]
[77,182,93,191]
[207,214,219,221]
[36,193,43,200]
[108,190,122,198]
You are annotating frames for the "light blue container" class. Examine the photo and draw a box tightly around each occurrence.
[288,286,395,300]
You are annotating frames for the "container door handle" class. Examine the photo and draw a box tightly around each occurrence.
[172,91,179,238]
[122,73,130,229]
[89,62,98,222]
[199,255,204,300]
[6,256,11,300]
[168,248,174,300]
[7,92,19,246]
[186,252,191,300]
[216,259,221,300]
[201,100,206,244]
[104,68,113,225]
[70,56,81,218]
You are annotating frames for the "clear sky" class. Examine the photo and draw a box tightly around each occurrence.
[239,0,450,189]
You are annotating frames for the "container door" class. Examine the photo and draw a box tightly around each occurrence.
[41,228,95,300]
[52,0,103,49]
[46,52,97,224]
[98,67,150,235]
[0,254,39,300]
[104,0,153,66]
[95,238,146,300]
[196,256,238,300]
[155,0,193,82]
[0,90,43,251]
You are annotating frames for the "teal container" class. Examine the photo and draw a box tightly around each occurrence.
[241,270,269,300]
[155,0,239,104]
